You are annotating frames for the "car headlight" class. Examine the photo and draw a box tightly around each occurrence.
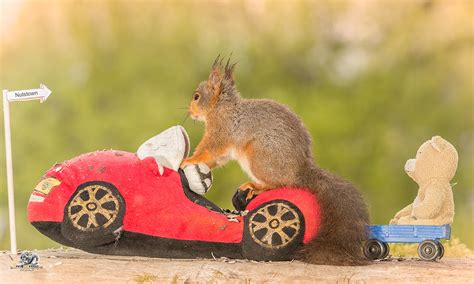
[34,177,61,195]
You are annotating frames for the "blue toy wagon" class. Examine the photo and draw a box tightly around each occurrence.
[364,224,451,261]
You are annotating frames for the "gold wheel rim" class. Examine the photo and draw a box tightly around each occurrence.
[68,184,119,231]
[249,203,301,249]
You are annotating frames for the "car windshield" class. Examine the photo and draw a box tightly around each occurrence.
[136,125,190,174]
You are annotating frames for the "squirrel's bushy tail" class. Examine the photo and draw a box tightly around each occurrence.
[296,164,370,266]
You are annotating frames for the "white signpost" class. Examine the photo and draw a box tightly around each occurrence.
[3,84,52,254]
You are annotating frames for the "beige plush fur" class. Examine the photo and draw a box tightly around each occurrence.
[390,136,458,225]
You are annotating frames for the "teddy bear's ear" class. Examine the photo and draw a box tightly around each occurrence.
[430,136,446,152]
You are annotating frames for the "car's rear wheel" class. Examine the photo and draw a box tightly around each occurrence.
[62,181,125,247]
[242,200,304,261]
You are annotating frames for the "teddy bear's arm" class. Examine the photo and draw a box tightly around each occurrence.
[412,183,447,219]
[394,203,413,219]
[390,203,413,224]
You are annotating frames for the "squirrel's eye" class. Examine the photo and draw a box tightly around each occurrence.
[193,93,200,101]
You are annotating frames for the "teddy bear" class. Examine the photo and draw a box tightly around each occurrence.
[390,136,458,225]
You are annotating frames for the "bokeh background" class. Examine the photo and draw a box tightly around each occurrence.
[0,0,472,250]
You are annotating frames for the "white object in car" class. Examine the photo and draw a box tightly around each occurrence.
[137,125,190,175]
[136,125,212,194]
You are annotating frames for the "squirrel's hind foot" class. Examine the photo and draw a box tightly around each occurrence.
[232,187,257,211]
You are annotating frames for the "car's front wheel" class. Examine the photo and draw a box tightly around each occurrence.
[61,181,125,247]
[242,200,305,261]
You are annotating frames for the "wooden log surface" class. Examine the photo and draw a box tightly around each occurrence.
[1,249,473,283]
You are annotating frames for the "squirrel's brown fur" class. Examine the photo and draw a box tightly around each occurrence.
[181,56,369,265]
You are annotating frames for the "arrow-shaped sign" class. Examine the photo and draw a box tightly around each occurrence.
[2,83,53,254]
[6,84,52,103]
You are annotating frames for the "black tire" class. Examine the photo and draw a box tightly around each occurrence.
[364,239,388,260]
[418,240,441,261]
[242,200,305,261]
[381,242,390,259]
[437,242,445,260]
[61,181,125,247]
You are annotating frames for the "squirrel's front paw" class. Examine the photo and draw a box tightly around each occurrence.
[232,188,257,211]
[180,159,194,169]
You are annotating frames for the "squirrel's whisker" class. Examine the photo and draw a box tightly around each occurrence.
[181,112,190,124]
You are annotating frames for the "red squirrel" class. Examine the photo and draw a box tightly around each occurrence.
[181,56,369,265]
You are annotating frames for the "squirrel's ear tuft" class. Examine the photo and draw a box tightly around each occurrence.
[224,56,238,85]
[208,55,223,92]
[207,54,237,97]
[212,54,223,71]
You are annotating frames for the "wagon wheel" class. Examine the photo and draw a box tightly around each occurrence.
[418,240,441,261]
[381,242,390,259]
[437,242,445,260]
[242,200,305,261]
[68,184,120,231]
[62,181,125,247]
[364,239,388,260]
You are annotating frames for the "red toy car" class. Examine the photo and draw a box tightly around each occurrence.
[28,126,321,260]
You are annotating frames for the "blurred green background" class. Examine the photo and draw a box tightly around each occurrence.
[0,0,472,250]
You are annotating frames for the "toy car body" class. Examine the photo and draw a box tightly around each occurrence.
[364,224,450,261]
[28,126,321,260]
